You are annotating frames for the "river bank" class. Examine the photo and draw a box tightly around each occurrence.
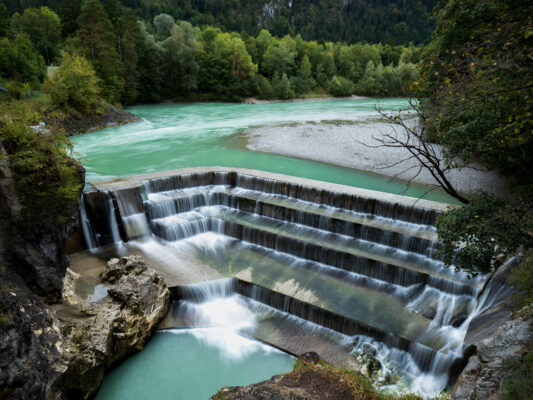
[243,95,369,104]
[46,105,141,136]
[243,121,506,196]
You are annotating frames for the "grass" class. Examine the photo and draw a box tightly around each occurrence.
[293,359,421,400]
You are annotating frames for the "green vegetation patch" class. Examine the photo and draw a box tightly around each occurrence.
[0,120,82,224]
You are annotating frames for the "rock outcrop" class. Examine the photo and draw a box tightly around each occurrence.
[0,256,170,399]
[0,270,68,399]
[45,105,141,136]
[212,354,416,400]
[451,309,533,400]
[0,142,85,302]
[56,256,170,399]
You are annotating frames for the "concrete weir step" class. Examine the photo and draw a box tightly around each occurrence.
[150,208,479,296]
[144,185,440,256]
[168,278,445,373]
[167,242,454,351]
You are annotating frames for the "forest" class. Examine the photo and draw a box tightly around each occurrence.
[0,0,423,107]
[2,0,437,45]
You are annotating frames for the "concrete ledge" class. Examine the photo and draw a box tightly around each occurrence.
[91,166,451,213]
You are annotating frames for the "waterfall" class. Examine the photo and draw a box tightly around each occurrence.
[81,170,499,398]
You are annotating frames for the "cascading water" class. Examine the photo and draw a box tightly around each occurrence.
[81,170,501,398]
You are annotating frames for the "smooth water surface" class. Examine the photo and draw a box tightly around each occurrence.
[95,329,294,400]
[73,98,456,203]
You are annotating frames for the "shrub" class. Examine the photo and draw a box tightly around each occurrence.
[43,52,103,114]
[436,192,533,276]
[327,75,354,97]
[252,74,274,99]
[501,352,533,400]
[273,73,293,100]
[508,256,533,311]
[0,120,82,224]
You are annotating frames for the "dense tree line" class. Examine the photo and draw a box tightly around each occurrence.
[0,1,422,107]
[2,0,436,45]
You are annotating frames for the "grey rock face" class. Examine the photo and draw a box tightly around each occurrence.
[0,271,67,400]
[57,256,170,399]
[451,314,532,400]
[0,256,170,400]
[0,142,85,302]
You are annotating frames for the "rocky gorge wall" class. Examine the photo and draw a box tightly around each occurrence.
[0,140,169,399]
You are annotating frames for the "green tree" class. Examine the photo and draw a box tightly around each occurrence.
[11,6,61,64]
[252,74,274,99]
[58,0,81,37]
[262,39,296,78]
[0,4,10,38]
[417,0,533,184]
[136,21,164,102]
[119,11,142,103]
[213,33,257,80]
[0,34,45,88]
[161,21,200,97]
[77,0,123,102]
[297,54,316,93]
[327,76,354,97]
[437,192,533,276]
[44,51,102,114]
[153,13,174,40]
[273,73,293,100]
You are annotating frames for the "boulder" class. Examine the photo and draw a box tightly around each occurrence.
[57,256,170,399]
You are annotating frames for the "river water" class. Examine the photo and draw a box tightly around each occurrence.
[76,99,469,399]
[73,98,455,203]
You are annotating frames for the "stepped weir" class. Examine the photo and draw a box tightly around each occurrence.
[77,167,505,397]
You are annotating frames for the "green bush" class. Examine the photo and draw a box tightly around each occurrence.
[0,120,82,224]
[501,352,533,400]
[43,52,103,114]
[508,256,533,311]
[327,75,354,97]
[0,34,45,88]
[436,192,533,276]
[252,74,274,99]
[273,73,294,100]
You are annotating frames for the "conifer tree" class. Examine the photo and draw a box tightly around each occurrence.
[77,0,123,102]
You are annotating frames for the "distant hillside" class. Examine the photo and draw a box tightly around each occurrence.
[4,0,437,44]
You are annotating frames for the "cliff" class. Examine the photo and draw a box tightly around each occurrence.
[0,131,169,398]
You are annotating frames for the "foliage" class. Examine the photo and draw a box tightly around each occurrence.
[508,256,533,311]
[0,120,82,223]
[153,13,174,40]
[500,352,533,400]
[111,0,436,45]
[0,2,424,103]
[0,4,11,37]
[416,0,533,185]
[76,0,124,103]
[11,6,61,64]
[0,34,45,89]
[273,73,294,100]
[328,76,354,97]
[43,52,103,113]
[436,192,533,276]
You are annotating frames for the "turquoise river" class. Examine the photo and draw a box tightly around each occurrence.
[73,98,456,203]
[76,98,457,399]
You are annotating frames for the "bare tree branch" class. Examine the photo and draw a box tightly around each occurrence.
[366,100,470,204]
